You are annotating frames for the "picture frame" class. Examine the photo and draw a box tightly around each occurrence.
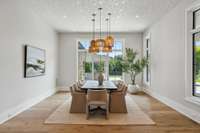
[24,45,46,78]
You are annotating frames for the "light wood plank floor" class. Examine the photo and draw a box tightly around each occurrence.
[0,92,199,133]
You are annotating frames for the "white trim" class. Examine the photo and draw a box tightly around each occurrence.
[144,88,200,124]
[0,89,56,124]
[57,86,70,91]
[190,27,200,34]
[186,0,200,12]
[185,96,200,106]
[185,1,200,102]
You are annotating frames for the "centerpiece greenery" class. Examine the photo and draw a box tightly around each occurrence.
[121,48,148,85]
[97,55,104,86]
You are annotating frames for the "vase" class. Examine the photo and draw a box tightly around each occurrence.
[98,72,104,86]
[128,84,140,94]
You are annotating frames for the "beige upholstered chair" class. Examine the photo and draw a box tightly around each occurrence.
[114,80,125,88]
[74,83,85,92]
[86,89,109,119]
[110,84,128,113]
[69,85,86,113]
[77,80,85,87]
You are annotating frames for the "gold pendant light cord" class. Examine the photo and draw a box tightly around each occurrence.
[108,13,111,36]
[99,8,102,41]
[92,13,95,40]
[106,18,109,36]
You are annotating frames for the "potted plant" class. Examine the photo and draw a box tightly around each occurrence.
[121,48,148,93]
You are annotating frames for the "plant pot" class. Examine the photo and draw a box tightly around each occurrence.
[128,84,140,94]
[98,72,104,86]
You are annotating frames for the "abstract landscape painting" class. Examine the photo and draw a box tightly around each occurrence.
[24,45,45,77]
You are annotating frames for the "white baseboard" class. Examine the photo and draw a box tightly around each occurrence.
[57,86,70,92]
[144,88,200,124]
[0,89,56,124]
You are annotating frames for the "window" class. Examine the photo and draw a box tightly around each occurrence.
[185,2,200,105]
[77,40,123,81]
[143,34,151,86]
[146,39,150,82]
[193,9,200,97]
[108,41,123,80]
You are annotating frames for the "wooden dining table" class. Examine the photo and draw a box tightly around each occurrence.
[81,80,117,91]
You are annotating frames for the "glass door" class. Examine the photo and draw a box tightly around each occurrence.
[77,40,123,81]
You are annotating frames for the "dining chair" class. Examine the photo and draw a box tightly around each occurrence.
[86,89,109,119]
[69,85,86,113]
[77,80,85,87]
[74,83,85,92]
[110,83,128,113]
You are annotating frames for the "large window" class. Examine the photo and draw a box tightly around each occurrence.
[77,40,123,81]
[193,9,200,97]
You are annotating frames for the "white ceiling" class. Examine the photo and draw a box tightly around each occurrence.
[27,0,182,32]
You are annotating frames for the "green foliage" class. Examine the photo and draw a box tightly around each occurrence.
[37,59,44,64]
[109,56,123,75]
[84,62,92,73]
[94,61,104,73]
[195,46,200,83]
[121,48,148,85]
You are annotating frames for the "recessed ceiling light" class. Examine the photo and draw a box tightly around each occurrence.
[122,0,126,4]
[135,15,139,18]
[115,2,119,6]
[76,1,80,5]
[98,0,103,5]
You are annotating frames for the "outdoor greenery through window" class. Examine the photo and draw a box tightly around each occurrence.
[193,9,200,97]
[78,40,123,81]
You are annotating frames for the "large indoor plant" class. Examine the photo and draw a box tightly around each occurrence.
[121,48,148,93]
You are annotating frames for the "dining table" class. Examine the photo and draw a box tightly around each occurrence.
[81,80,117,91]
[81,80,118,112]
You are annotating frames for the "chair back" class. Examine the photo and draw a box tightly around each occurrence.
[120,84,127,95]
[77,80,85,87]
[70,86,74,96]
[73,84,78,90]
[117,80,125,87]
[73,83,84,92]
[87,89,108,103]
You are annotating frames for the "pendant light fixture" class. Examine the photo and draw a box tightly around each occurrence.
[89,13,99,53]
[89,8,114,53]
[105,13,114,47]
[96,8,105,50]
[103,18,112,52]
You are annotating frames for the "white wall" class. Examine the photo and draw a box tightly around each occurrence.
[144,0,200,123]
[0,0,58,123]
[57,32,143,89]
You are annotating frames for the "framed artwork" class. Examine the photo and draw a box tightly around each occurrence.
[24,45,45,78]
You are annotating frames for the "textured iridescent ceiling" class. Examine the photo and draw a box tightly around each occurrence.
[26,0,182,32]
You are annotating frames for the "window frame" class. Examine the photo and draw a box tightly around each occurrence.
[192,31,200,97]
[143,33,151,87]
[185,1,200,105]
[192,9,200,97]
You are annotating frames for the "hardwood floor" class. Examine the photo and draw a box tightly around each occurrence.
[0,92,199,133]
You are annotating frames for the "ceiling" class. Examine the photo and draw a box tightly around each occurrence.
[27,0,182,32]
